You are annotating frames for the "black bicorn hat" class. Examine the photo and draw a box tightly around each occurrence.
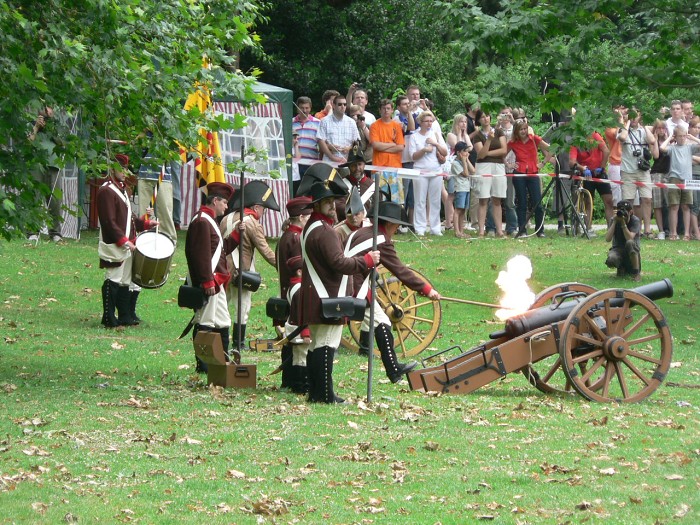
[375,200,412,227]
[242,180,280,211]
[345,185,364,215]
[338,142,365,168]
[296,162,341,197]
[307,179,348,205]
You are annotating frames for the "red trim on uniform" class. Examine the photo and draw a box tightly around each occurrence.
[245,207,260,220]
[310,211,334,226]
[421,283,433,296]
[363,253,376,269]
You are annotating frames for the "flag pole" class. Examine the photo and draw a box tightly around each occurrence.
[236,147,245,353]
[366,171,380,403]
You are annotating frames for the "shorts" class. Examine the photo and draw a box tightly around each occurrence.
[621,170,652,200]
[475,162,507,199]
[583,178,612,197]
[666,177,694,206]
[650,172,667,208]
[454,191,470,210]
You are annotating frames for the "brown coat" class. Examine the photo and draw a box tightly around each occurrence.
[185,206,240,291]
[276,223,303,300]
[299,213,374,326]
[347,225,432,298]
[220,209,276,275]
[334,173,374,222]
[96,180,149,268]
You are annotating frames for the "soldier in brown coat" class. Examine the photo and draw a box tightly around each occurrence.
[346,201,441,382]
[96,154,157,328]
[220,180,279,351]
[185,182,243,372]
[335,146,374,222]
[300,181,380,404]
[276,195,312,390]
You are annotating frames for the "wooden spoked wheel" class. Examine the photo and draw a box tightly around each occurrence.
[522,283,597,394]
[559,289,673,403]
[571,186,594,237]
[346,266,441,358]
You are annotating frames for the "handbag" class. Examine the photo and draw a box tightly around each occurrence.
[321,297,367,322]
[266,297,290,321]
[178,285,206,310]
[239,271,262,292]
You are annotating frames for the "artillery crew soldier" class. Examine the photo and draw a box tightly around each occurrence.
[185,182,243,372]
[276,195,312,389]
[346,200,441,382]
[96,154,157,328]
[300,180,380,404]
[220,180,279,351]
[335,145,374,222]
[284,255,312,394]
[335,186,370,244]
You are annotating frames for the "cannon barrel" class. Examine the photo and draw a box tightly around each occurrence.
[494,279,673,339]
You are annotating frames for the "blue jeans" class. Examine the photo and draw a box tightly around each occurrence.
[513,175,544,233]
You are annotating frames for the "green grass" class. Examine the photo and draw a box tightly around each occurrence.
[1,230,698,524]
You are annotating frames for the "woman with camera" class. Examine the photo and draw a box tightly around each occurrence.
[617,108,658,238]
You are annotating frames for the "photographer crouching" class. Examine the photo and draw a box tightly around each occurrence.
[604,200,641,281]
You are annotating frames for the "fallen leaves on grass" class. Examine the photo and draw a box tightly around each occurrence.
[22,446,51,457]
[123,396,151,409]
[241,494,290,516]
[111,342,125,350]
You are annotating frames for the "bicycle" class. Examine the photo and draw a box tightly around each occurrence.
[569,174,593,237]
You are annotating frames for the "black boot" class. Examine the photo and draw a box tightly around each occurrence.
[316,346,345,404]
[232,323,247,352]
[358,330,371,356]
[375,323,417,383]
[101,280,119,328]
[193,324,208,374]
[291,365,309,395]
[306,349,318,402]
[280,343,293,389]
[116,286,138,326]
[129,290,141,324]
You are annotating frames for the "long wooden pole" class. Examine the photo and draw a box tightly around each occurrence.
[440,296,504,309]
[366,171,380,404]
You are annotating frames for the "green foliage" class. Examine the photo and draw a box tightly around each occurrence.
[0,0,266,240]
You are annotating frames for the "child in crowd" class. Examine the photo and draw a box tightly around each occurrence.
[450,141,475,238]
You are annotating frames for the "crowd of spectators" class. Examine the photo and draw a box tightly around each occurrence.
[292,86,699,241]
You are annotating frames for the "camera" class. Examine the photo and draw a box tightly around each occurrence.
[616,209,627,218]
[633,149,641,157]
[637,158,651,171]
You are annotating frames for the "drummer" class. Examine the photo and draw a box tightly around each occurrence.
[96,154,158,327]
[345,200,440,382]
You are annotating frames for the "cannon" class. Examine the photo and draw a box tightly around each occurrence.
[407,279,674,403]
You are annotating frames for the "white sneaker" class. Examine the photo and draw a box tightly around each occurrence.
[27,234,39,242]
[657,232,666,240]
[398,226,409,234]
[51,235,63,243]
[465,225,477,231]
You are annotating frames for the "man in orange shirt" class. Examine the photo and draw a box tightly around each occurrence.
[370,99,405,168]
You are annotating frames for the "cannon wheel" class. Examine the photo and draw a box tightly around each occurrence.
[559,289,673,403]
[343,266,441,358]
[521,283,597,394]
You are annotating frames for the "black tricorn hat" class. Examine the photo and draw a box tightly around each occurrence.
[307,180,348,205]
[338,142,365,168]
[296,162,341,196]
[345,186,364,215]
[242,180,280,211]
[375,201,412,227]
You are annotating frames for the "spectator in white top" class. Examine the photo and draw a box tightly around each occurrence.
[666,99,689,137]
[317,96,360,164]
[347,83,376,126]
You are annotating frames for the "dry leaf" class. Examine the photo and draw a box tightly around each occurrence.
[664,474,684,480]
[598,467,616,476]
[347,421,359,429]
[576,501,592,510]
[227,469,246,479]
[674,503,690,518]
[111,342,125,350]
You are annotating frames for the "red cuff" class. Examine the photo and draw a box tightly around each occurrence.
[116,236,129,247]
[202,280,216,290]
[301,327,311,339]
[421,283,432,296]
[363,253,376,269]
[230,229,241,243]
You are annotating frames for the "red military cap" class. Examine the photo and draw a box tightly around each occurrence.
[286,196,313,217]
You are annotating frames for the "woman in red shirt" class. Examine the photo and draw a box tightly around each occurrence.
[508,120,553,237]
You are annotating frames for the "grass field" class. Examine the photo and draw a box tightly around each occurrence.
[1,229,698,524]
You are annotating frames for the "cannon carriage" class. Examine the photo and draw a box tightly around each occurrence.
[408,279,674,403]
